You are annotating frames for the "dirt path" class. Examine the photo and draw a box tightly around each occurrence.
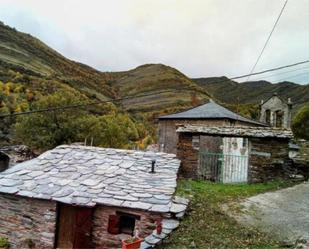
[228,181,309,246]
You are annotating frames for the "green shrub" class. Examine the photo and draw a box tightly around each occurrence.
[0,237,9,247]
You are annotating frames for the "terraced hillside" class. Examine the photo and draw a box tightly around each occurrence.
[0,21,114,100]
[108,64,210,115]
[0,21,211,118]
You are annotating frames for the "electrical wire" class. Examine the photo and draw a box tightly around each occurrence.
[247,0,289,80]
[0,88,196,118]
[243,65,309,82]
[1,58,308,119]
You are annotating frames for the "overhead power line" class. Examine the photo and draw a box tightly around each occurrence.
[230,59,309,81]
[247,0,289,80]
[0,58,308,119]
[243,65,309,82]
[0,88,195,118]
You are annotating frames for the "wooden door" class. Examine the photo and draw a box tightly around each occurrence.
[57,204,93,249]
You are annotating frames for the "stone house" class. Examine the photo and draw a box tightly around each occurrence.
[0,145,187,249]
[158,100,266,154]
[260,93,293,128]
[176,125,293,183]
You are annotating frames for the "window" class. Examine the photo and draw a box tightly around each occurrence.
[192,136,200,150]
[242,138,248,148]
[265,109,271,124]
[275,110,284,128]
[119,215,136,235]
[107,212,141,235]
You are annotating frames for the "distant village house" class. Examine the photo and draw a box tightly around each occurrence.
[260,93,293,129]
[158,100,266,154]
[176,125,293,183]
[158,96,295,184]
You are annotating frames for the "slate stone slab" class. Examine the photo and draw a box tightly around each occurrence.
[144,235,161,245]
[152,230,167,239]
[176,211,186,219]
[162,219,180,230]
[170,203,187,213]
[0,178,22,187]
[140,241,153,249]
[173,196,189,205]
[150,204,170,213]
[121,201,152,210]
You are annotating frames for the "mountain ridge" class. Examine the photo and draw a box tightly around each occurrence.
[193,77,309,112]
[0,20,308,119]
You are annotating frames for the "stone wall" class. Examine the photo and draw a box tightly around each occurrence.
[177,133,290,182]
[0,194,57,249]
[159,119,256,154]
[249,137,290,183]
[92,205,164,249]
[177,133,199,179]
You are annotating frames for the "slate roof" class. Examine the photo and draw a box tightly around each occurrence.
[0,145,180,212]
[177,125,293,139]
[159,100,266,126]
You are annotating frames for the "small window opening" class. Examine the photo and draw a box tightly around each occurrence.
[192,136,200,150]
[265,109,271,124]
[119,215,135,235]
[275,110,284,128]
[107,212,140,235]
[242,138,248,148]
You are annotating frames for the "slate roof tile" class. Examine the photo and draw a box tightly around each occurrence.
[0,145,180,212]
[159,100,266,126]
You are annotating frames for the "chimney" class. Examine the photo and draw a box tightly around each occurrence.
[150,159,156,173]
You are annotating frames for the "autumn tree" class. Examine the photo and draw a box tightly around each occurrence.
[292,104,309,140]
[13,91,148,152]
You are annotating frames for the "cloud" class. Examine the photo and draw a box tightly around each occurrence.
[0,0,308,84]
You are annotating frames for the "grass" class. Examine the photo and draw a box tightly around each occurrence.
[164,180,294,249]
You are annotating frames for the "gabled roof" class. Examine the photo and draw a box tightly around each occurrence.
[0,145,180,212]
[159,100,266,126]
[262,93,292,107]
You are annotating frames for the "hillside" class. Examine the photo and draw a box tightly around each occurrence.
[1,20,307,124]
[0,21,115,100]
[108,64,210,116]
[194,77,309,112]
[0,21,211,119]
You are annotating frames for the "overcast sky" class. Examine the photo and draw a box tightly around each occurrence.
[0,0,308,84]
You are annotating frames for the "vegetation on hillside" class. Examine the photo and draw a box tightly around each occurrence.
[292,104,309,140]
[164,180,294,249]
[108,64,210,113]
[0,21,115,99]
[194,77,309,115]
[1,20,308,151]
[11,91,154,152]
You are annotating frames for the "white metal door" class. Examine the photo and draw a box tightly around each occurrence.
[222,137,249,183]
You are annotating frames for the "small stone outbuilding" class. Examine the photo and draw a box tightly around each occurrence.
[0,145,186,249]
[158,100,266,154]
[260,93,293,128]
[177,125,293,183]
